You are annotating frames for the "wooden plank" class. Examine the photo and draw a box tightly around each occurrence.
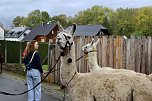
[122,37,127,69]
[79,36,85,72]
[106,36,110,67]
[76,37,81,72]
[138,37,143,73]
[79,37,84,73]
[98,36,102,67]
[148,37,152,73]
[109,36,114,68]
[126,38,131,70]
[87,37,92,70]
[83,36,87,72]
[120,36,125,69]
[113,37,116,69]
[130,36,135,71]
[141,36,146,73]
[101,36,108,67]
[144,37,148,74]
[147,37,151,74]
[135,36,141,73]
[115,36,123,69]
[54,45,61,84]
[115,36,119,69]
[74,37,79,72]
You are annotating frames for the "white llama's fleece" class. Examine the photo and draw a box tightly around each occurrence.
[67,69,152,101]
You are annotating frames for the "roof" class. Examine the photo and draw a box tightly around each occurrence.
[22,23,58,41]
[5,27,31,38]
[65,25,110,36]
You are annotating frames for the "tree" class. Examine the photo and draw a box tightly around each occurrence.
[109,8,137,36]
[73,5,112,25]
[24,10,50,28]
[12,10,50,28]
[134,7,152,36]
[12,6,152,36]
[51,14,69,28]
[40,11,50,24]
[12,16,25,27]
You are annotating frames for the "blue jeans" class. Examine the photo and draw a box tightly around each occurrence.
[26,69,41,101]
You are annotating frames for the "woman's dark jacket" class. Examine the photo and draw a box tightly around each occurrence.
[24,51,43,73]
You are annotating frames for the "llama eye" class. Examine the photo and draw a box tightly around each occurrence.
[67,36,71,39]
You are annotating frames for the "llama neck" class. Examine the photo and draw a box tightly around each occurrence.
[60,43,77,85]
[87,52,100,70]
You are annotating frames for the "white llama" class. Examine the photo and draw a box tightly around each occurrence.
[56,24,152,101]
[82,38,112,72]
[82,38,136,74]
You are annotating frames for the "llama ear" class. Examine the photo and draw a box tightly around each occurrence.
[94,39,100,46]
[70,23,77,36]
[91,38,95,45]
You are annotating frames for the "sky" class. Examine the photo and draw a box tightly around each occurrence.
[0,0,152,29]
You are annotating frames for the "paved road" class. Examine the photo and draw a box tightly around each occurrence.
[0,75,62,101]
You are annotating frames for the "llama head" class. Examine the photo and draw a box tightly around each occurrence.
[56,24,76,50]
[82,38,100,54]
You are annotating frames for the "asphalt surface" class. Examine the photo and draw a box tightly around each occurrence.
[0,74,62,101]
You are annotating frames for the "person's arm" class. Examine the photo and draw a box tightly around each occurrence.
[35,52,43,73]
[22,48,27,59]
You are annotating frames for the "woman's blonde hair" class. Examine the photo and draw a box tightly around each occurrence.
[27,40,37,54]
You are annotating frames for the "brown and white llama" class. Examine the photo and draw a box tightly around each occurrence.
[56,24,152,101]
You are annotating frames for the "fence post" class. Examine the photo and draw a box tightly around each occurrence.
[48,39,54,83]
[19,42,22,64]
[4,40,7,63]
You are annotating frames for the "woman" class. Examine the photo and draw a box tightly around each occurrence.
[24,40,43,101]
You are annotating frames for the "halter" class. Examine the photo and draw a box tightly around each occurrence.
[62,34,73,50]
[60,34,73,63]
[84,49,97,60]
[84,49,97,55]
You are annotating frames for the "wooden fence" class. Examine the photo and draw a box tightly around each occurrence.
[49,36,152,84]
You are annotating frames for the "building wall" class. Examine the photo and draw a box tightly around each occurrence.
[0,27,4,40]
[34,25,59,43]
[46,25,59,43]
[5,38,19,41]
[34,35,46,42]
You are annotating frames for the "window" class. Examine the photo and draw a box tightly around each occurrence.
[24,33,27,36]
[52,31,54,34]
